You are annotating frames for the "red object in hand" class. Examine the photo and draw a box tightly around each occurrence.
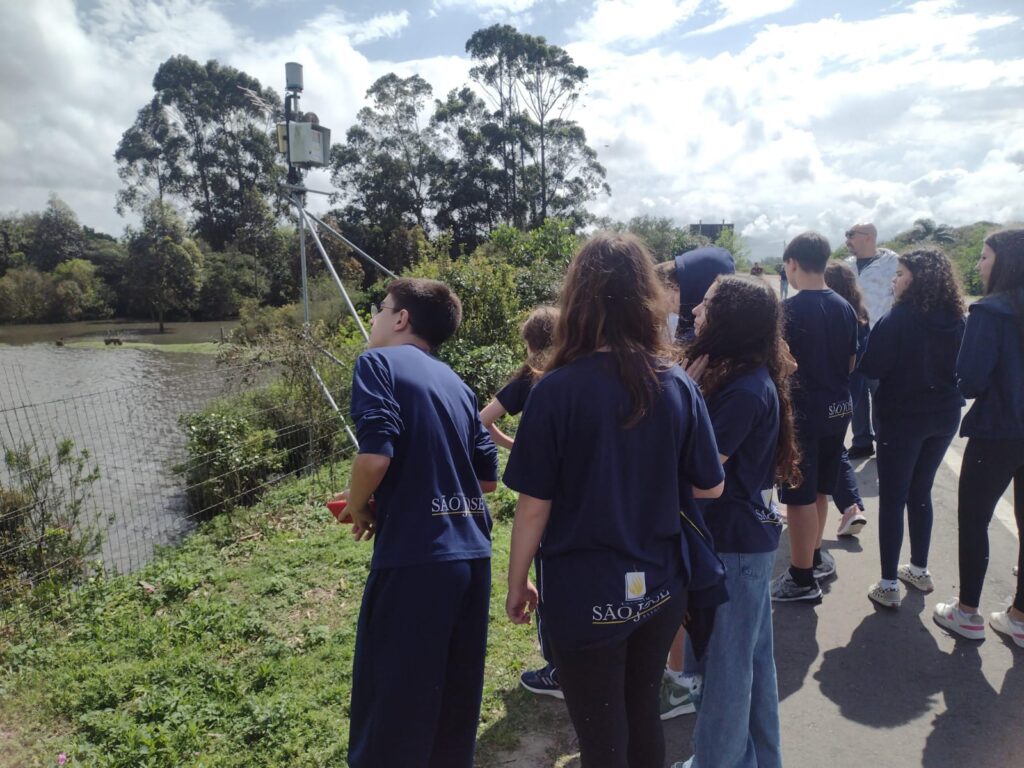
[327,498,375,524]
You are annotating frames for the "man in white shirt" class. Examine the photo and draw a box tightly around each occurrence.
[845,222,899,459]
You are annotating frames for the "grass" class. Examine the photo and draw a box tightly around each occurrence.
[65,341,220,354]
[0,462,572,768]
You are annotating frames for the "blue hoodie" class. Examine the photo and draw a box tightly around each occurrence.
[858,302,965,422]
[957,290,1024,439]
[674,246,735,343]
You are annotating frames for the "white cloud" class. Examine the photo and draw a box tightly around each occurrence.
[687,0,798,36]
[431,0,541,21]
[572,0,701,45]
[568,0,1024,255]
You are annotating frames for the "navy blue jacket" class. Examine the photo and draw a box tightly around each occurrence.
[957,291,1024,438]
[858,303,965,422]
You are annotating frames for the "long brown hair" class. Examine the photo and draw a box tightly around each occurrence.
[549,232,671,427]
[824,262,869,325]
[513,305,559,382]
[983,229,1024,352]
[896,249,964,316]
[684,275,802,487]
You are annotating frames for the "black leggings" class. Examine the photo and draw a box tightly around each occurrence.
[957,437,1024,612]
[551,591,687,768]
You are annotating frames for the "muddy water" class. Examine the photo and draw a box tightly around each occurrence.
[1,321,242,573]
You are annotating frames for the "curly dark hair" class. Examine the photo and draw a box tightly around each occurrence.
[684,275,802,487]
[825,262,869,325]
[896,249,964,317]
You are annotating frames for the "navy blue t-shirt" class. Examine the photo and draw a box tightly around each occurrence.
[495,374,533,416]
[699,368,783,554]
[350,345,499,570]
[784,289,858,435]
[503,353,724,650]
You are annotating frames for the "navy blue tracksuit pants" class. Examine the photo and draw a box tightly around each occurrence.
[876,409,959,581]
[348,558,490,768]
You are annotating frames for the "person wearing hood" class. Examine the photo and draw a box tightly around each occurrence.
[857,250,966,608]
[934,229,1024,647]
[674,246,736,344]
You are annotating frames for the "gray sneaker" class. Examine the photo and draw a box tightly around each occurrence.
[770,571,823,602]
[868,582,901,608]
[659,676,695,719]
[897,564,934,593]
[813,550,836,581]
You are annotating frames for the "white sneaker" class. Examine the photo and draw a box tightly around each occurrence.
[868,582,901,608]
[989,610,1024,648]
[897,564,934,593]
[837,506,867,537]
[933,600,986,640]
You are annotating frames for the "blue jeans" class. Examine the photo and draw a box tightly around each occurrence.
[686,552,782,768]
[850,373,878,449]
[876,409,959,581]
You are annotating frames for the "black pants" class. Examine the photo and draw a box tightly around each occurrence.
[551,588,687,768]
[957,438,1024,612]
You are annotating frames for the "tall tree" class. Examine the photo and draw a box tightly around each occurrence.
[149,56,282,249]
[114,97,187,215]
[125,201,202,332]
[26,195,86,272]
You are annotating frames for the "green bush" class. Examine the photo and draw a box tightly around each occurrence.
[0,439,103,608]
[177,412,287,517]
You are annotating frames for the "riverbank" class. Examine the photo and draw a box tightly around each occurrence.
[0,319,239,347]
[0,461,565,768]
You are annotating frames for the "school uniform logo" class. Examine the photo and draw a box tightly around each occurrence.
[625,571,647,601]
[826,396,853,420]
[430,494,487,516]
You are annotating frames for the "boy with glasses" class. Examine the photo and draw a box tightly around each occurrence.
[341,278,499,768]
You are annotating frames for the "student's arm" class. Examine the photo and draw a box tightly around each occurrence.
[471,403,500,494]
[505,493,551,624]
[480,480,498,493]
[680,380,726,500]
[344,453,390,541]
[957,309,998,399]
[693,480,725,499]
[479,399,515,450]
[849,354,857,373]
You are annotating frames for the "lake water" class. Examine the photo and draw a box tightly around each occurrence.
[1,320,242,573]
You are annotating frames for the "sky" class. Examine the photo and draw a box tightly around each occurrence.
[2,0,1023,259]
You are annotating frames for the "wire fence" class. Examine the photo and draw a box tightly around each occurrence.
[0,354,354,632]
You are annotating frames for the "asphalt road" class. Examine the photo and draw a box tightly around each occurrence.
[662,430,1023,768]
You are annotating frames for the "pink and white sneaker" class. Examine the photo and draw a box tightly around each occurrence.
[989,610,1024,648]
[933,601,985,641]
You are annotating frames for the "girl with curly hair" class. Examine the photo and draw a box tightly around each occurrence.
[857,249,966,608]
[670,275,801,768]
[934,229,1024,647]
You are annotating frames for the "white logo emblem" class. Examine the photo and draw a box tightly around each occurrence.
[625,571,646,602]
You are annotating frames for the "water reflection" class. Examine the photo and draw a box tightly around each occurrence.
[1,337,237,573]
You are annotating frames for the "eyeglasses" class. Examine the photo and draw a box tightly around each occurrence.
[370,303,396,318]
[845,230,867,239]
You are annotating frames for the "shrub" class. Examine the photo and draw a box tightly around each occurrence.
[177,411,287,517]
[0,439,103,608]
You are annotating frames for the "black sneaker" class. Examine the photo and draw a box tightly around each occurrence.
[813,550,836,581]
[520,664,564,699]
[847,444,875,459]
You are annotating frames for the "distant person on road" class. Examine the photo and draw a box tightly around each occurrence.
[772,232,858,603]
[479,305,562,699]
[934,229,1024,647]
[823,262,870,538]
[775,262,789,299]
[503,232,725,768]
[341,278,499,768]
[857,250,965,609]
[672,275,800,768]
[845,223,899,460]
